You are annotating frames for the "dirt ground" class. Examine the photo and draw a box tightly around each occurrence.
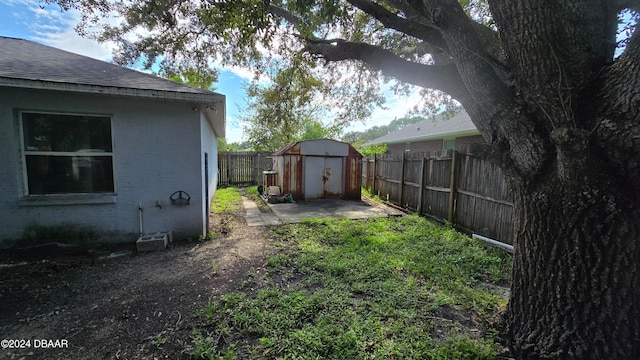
[0,201,272,360]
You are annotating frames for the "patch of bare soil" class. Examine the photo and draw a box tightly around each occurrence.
[0,201,272,360]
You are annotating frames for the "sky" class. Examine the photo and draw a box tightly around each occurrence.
[0,0,422,143]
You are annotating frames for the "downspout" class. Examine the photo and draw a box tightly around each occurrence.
[205,152,210,235]
[138,202,144,236]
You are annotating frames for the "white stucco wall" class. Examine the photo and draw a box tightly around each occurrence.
[0,87,216,243]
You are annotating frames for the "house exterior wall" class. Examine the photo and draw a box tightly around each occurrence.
[455,134,485,152]
[387,143,406,154]
[408,139,444,154]
[0,87,210,244]
[200,114,219,235]
[386,139,443,155]
[384,135,484,155]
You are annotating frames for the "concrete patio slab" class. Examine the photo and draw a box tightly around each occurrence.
[242,196,404,227]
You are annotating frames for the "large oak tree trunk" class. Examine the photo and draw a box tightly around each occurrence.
[62,0,639,358]
[505,165,640,359]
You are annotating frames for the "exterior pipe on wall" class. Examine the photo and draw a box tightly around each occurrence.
[472,234,514,254]
[138,202,144,236]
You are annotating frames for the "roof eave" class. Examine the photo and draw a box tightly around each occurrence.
[0,77,225,104]
[366,129,480,146]
[203,100,226,139]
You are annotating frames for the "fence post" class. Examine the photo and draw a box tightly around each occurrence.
[226,152,231,186]
[417,157,426,215]
[447,151,459,223]
[372,155,377,196]
[253,153,262,184]
[399,152,406,206]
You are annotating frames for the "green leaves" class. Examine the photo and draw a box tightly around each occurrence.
[241,57,342,151]
[162,65,219,90]
[358,143,387,156]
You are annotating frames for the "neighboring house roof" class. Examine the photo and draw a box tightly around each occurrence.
[0,36,225,136]
[364,110,479,146]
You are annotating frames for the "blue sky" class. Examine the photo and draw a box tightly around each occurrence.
[0,0,418,143]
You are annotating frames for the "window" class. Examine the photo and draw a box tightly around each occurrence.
[443,139,456,151]
[21,112,114,195]
[404,142,411,152]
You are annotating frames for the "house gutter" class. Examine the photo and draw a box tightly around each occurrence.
[365,129,480,146]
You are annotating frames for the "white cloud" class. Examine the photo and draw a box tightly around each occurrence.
[15,1,116,61]
[36,28,115,61]
[220,64,260,82]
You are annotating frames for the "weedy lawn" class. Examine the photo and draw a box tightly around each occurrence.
[190,187,511,359]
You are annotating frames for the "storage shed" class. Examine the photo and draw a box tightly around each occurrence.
[272,139,362,201]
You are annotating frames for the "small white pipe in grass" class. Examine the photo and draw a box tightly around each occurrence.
[472,234,514,254]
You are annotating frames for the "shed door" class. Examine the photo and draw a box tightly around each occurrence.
[304,157,343,199]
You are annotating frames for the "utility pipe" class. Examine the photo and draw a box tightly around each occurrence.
[472,234,514,254]
[138,202,144,236]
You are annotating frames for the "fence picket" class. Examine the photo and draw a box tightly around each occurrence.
[362,151,513,244]
[218,152,272,187]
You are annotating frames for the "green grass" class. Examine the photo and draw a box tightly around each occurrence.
[187,212,511,359]
[208,187,244,236]
[212,187,243,214]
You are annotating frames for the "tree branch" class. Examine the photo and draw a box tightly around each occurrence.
[407,0,547,176]
[345,0,448,52]
[303,38,468,99]
[268,4,302,27]
[267,4,468,102]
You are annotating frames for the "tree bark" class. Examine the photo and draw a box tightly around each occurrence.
[506,165,640,359]
[61,0,640,357]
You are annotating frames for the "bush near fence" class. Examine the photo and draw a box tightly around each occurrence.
[362,151,513,244]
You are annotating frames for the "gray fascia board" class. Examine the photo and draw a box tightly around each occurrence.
[203,103,226,139]
[0,77,225,104]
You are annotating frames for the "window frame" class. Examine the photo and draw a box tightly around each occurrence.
[443,138,456,151]
[18,110,117,202]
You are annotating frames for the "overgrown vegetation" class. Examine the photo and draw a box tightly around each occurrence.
[358,143,388,156]
[186,213,511,359]
[212,187,244,214]
[210,187,244,235]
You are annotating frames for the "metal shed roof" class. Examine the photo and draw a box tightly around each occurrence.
[273,139,362,157]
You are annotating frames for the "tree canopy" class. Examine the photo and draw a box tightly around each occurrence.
[47,0,640,358]
[239,57,341,151]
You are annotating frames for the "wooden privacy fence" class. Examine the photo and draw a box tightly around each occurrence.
[218,152,272,186]
[363,151,514,244]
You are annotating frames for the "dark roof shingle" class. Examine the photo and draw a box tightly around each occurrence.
[0,36,218,97]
